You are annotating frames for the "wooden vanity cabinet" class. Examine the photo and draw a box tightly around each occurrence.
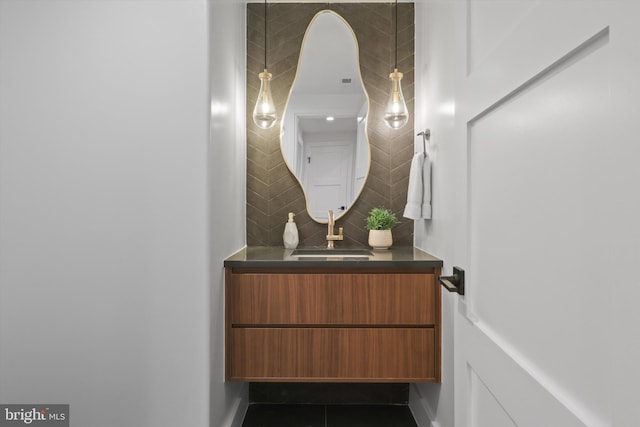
[225,267,441,383]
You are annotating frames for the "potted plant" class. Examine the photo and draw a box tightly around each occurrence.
[365,207,399,250]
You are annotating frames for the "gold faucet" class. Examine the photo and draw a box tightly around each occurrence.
[326,210,344,249]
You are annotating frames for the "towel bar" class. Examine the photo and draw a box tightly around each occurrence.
[417,129,431,154]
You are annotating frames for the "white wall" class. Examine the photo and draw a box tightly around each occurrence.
[410,1,457,427]
[0,0,246,426]
[209,0,248,426]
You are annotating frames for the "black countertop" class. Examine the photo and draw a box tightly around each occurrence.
[224,246,443,269]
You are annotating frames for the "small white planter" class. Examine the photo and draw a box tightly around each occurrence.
[368,229,393,250]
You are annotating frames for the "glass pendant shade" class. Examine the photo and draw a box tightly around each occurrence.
[253,69,277,129]
[383,68,408,129]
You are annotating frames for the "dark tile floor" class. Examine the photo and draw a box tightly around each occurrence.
[249,383,409,405]
[242,404,418,427]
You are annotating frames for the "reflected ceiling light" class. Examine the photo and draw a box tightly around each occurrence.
[383,0,409,129]
[326,116,335,121]
[252,0,277,129]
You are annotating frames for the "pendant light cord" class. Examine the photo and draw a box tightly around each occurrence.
[394,0,398,69]
[264,0,268,70]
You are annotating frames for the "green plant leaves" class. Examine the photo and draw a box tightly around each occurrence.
[365,207,399,230]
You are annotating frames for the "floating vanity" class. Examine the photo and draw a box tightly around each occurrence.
[224,246,443,383]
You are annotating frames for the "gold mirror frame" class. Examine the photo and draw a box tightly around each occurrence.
[280,10,371,224]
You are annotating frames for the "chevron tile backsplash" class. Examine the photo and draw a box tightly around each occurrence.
[247,3,414,247]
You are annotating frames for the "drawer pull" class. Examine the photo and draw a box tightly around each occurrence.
[440,267,465,296]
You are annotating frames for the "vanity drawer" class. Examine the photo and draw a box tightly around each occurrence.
[230,273,436,326]
[227,327,436,382]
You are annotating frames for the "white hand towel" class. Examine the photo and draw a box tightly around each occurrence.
[403,152,432,220]
[422,155,432,219]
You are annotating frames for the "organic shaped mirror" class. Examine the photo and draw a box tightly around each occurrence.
[281,11,370,223]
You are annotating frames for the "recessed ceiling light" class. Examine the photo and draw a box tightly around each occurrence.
[326,116,335,121]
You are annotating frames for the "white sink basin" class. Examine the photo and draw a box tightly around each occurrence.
[291,248,372,258]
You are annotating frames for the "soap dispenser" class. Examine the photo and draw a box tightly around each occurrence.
[283,212,299,249]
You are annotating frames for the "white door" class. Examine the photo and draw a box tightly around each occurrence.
[303,142,352,220]
[450,1,640,426]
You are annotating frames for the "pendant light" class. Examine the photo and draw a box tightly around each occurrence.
[252,0,277,129]
[383,0,409,129]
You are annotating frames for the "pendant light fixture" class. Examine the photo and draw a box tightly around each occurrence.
[383,0,409,129]
[252,0,277,129]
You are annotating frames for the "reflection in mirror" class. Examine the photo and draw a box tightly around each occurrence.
[281,11,370,223]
